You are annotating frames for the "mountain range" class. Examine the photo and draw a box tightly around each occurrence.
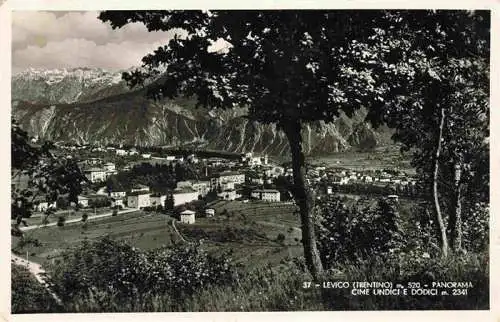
[12,67,393,156]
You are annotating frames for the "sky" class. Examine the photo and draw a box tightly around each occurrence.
[12,11,179,74]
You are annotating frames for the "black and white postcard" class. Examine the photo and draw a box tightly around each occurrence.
[3,1,497,322]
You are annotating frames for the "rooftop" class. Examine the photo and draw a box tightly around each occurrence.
[127,190,151,196]
[180,210,196,215]
[219,171,244,177]
[253,189,280,193]
[132,184,149,189]
[174,187,197,194]
[84,167,106,172]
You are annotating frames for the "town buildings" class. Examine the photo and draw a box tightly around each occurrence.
[150,193,167,208]
[251,189,281,202]
[110,191,126,199]
[172,188,199,207]
[131,184,150,193]
[215,171,245,185]
[218,189,240,201]
[83,168,107,183]
[127,190,151,209]
[111,198,124,208]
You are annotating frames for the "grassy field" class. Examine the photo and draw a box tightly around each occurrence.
[13,200,304,271]
[307,149,415,174]
[13,193,425,274]
[177,200,304,269]
[12,210,180,266]
[23,207,114,226]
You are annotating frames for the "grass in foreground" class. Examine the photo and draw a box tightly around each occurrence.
[13,251,488,313]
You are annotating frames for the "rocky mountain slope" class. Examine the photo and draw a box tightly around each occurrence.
[12,68,393,155]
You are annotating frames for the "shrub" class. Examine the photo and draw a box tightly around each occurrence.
[462,202,489,252]
[15,236,42,250]
[56,216,65,227]
[276,233,286,244]
[46,237,239,303]
[316,196,403,267]
[11,264,60,313]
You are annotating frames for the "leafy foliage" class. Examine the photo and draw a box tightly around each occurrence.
[11,118,87,233]
[315,196,403,267]
[11,264,61,313]
[365,11,490,254]
[98,11,403,126]
[106,162,200,194]
[46,237,239,302]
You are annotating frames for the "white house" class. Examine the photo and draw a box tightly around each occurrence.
[77,195,89,208]
[251,189,281,202]
[111,198,124,208]
[142,153,152,159]
[192,181,210,197]
[84,168,107,183]
[205,208,215,217]
[220,181,235,191]
[249,156,262,167]
[116,149,127,156]
[210,171,245,190]
[104,162,116,172]
[218,171,245,184]
[250,177,264,185]
[34,200,57,212]
[362,175,373,183]
[150,194,167,208]
[127,191,151,209]
[326,186,333,195]
[110,191,126,199]
[331,175,349,185]
[176,180,193,189]
[180,210,196,224]
[264,166,284,178]
[173,188,199,206]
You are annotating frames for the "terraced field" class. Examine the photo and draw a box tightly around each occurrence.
[12,211,179,266]
[176,200,304,268]
[13,200,307,271]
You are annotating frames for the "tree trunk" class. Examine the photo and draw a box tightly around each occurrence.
[449,163,463,253]
[282,120,324,280]
[433,108,449,258]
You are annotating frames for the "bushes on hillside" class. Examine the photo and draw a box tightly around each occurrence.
[46,237,239,303]
[461,202,489,252]
[11,264,60,313]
